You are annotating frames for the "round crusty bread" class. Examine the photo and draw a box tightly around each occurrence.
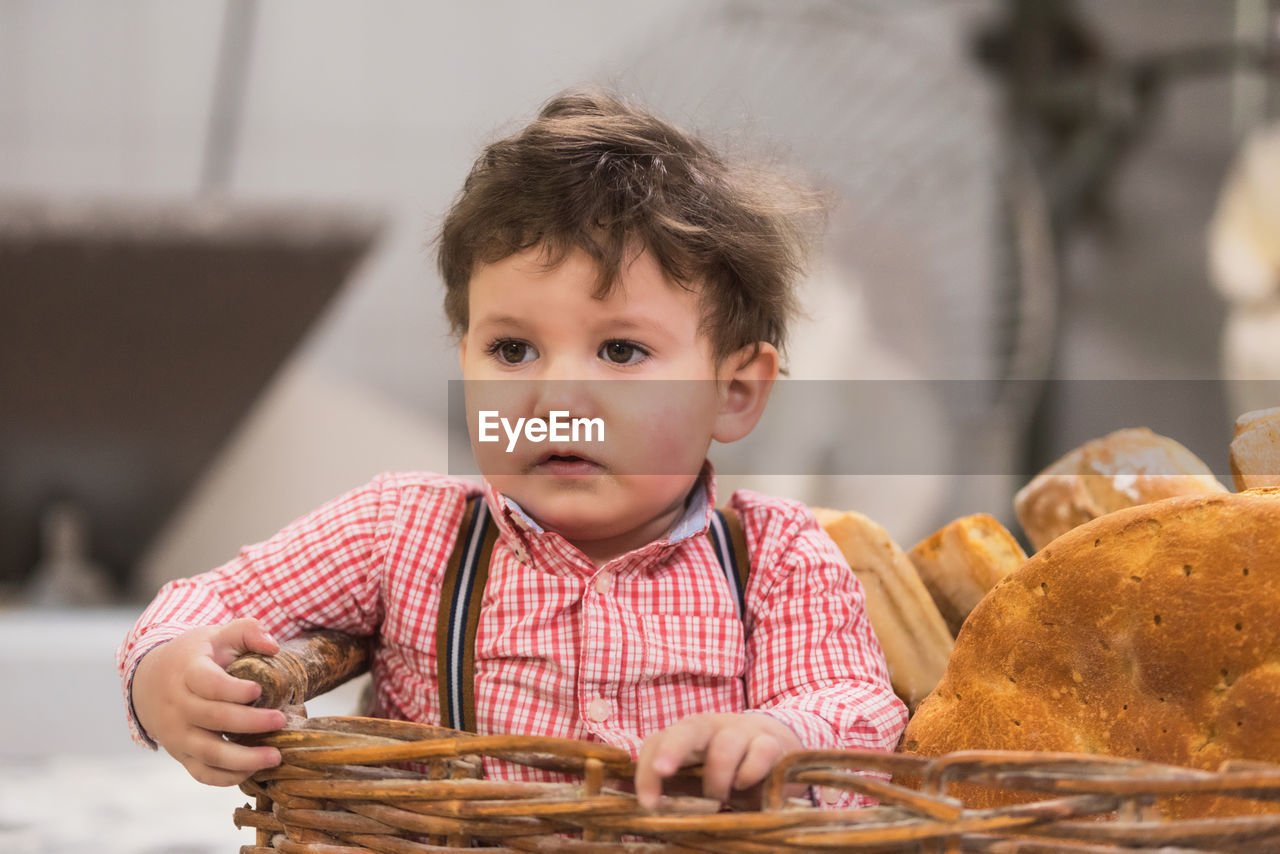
[901,488,1280,818]
[1014,427,1228,552]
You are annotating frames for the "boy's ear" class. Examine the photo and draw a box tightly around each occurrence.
[458,335,468,372]
[712,342,779,444]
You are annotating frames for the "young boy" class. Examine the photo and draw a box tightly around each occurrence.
[117,89,907,810]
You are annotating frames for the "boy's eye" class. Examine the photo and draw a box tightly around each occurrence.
[599,340,648,365]
[487,339,537,365]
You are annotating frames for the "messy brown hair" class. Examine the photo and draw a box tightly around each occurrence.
[436,88,824,365]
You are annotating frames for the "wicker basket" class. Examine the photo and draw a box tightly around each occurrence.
[225,631,1280,852]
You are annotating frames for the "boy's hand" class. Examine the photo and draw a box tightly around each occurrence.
[634,712,803,811]
[131,618,286,786]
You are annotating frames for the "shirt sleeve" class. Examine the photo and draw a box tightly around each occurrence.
[734,491,909,808]
[114,473,405,748]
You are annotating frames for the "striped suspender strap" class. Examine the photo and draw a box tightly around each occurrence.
[436,499,750,733]
[708,507,750,619]
[435,495,498,732]
[708,507,752,705]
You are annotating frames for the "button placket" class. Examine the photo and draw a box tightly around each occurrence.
[580,567,617,731]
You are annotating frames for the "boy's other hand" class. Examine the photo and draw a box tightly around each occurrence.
[634,712,803,811]
[132,618,286,786]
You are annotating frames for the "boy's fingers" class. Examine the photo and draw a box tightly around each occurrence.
[209,618,279,667]
[181,761,251,788]
[635,719,713,811]
[650,720,712,776]
[635,735,677,811]
[186,657,263,704]
[733,733,786,792]
[180,752,276,787]
[169,730,280,787]
[634,740,663,810]
[701,726,753,802]
[181,729,281,775]
[188,697,286,735]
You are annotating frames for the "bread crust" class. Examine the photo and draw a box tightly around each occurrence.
[901,489,1280,817]
[908,514,1027,636]
[1014,427,1227,551]
[1230,407,1280,491]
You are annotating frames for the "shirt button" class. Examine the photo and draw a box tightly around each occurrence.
[593,572,613,594]
[822,787,843,807]
[586,698,610,723]
[510,542,528,563]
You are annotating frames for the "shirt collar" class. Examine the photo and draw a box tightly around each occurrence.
[481,460,718,568]
[663,464,716,543]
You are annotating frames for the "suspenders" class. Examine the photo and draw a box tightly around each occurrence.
[435,494,751,732]
[706,504,749,620]
[435,496,499,733]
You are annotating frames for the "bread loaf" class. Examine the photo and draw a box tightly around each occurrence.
[907,514,1027,636]
[901,488,1280,818]
[1230,407,1280,491]
[1014,427,1227,551]
[812,507,953,710]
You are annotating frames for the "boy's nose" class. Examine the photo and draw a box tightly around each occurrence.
[530,377,599,423]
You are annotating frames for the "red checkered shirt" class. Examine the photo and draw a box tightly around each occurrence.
[117,468,907,807]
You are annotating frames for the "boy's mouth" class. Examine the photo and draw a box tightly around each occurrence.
[529,449,604,476]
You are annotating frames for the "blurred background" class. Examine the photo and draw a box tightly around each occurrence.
[4,1,1280,850]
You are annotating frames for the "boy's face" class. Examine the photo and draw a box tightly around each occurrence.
[460,245,733,558]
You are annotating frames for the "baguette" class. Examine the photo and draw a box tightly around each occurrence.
[908,514,1027,637]
[812,507,954,710]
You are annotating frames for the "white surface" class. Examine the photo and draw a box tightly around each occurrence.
[0,607,370,757]
[0,608,144,757]
[0,753,250,854]
[0,606,369,851]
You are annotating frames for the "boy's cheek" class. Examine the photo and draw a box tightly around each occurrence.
[463,383,537,429]
[624,406,718,474]
[470,440,512,479]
